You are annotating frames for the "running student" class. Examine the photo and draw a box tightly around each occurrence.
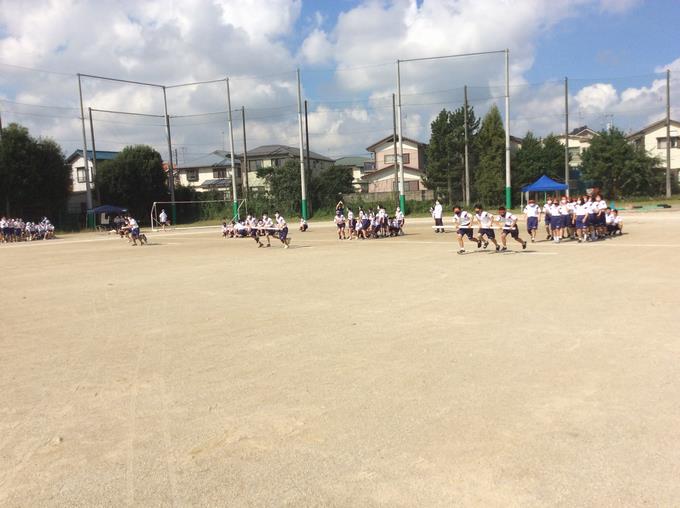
[274,211,291,248]
[473,204,500,251]
[523,198,541,242]
[452,205,477,254]
[497,207,527,252]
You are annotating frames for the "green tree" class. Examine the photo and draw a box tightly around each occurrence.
[541,134,566,181]
[513,131,543,188]
[256,159,301,214]
[0,123,70,218]
[95,144,167,217]
[473,104,505,206]
[310,165,354,211]
[581,127,663,198]
[425,106,479,204]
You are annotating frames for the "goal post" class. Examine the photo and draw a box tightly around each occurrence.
[150,199,247,231]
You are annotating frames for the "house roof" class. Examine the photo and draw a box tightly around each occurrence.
[179,151,240,169]
[569,125,597,137]
[334,156,371,167]
[361,164,424,181]
[366,134,426,152]
[200,178,231,188]
[239,145,334,162]
[627,118,680,139]
[66,149,119,163]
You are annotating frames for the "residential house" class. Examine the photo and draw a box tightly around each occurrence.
[556,125,598,168]
[242,145,335,192]
[65,149,119,213]
[334,156,373,192]
[510,135,523,152]
[363,135,427,192]
[627,118,680,182]
[176,151,242,196]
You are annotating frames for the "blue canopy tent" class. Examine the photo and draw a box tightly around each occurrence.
[87,205,128,230]
[521,175,568,193]
[520,175,568,208]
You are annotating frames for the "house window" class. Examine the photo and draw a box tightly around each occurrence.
[273,158,284,167]
[213,168,226,178]
[568,147,580,158]
[255,160,262,170]
[657,137,679,149]
[186,169,199,182]
[77,168,86,183]
[384,153,410,164]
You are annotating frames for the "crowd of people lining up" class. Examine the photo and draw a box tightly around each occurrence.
[430,193,624,254]
[0,216,55,242]
[221,212,292,248]
[332,201,405,240]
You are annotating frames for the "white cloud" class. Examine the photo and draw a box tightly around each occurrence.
[0,0,677,161]
[299,28,333,65]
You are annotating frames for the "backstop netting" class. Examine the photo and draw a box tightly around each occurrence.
[150,199,247,230]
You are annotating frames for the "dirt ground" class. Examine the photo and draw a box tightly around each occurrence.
[1,210,679,507]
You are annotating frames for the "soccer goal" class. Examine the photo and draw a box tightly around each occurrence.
[150,199,247,231]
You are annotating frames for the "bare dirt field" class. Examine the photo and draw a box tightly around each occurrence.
[1,210,680,506]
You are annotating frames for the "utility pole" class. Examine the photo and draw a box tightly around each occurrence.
[304,99,311,215]
[504,49,512,209]
[392,93,398,193]
[296,69,308,220]
[77,74,93,215]
[225,78,239,219]
[396,60,406,213]
[464,85,470,206]
[564,77,570,196]
[0,109,7,216]
[162,86,177,224]
[241,106,249,200]
[88,107,100,204]
[666,69,672,198]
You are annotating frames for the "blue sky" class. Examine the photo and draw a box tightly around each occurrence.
[1,0,679,157]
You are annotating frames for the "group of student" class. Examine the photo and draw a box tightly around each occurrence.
[221,212,291,248]
[0,216,55,243]
[333,201,405,240]
[113,215,148,246]
[442,193,624,254]
[525,194,623,243]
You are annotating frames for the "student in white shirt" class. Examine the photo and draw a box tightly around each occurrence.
[299,217,308,232]
[496,207,527,252]
[594,194,608,238]
[573,197,589,243]
[523,198,541,242]
[473,204,500,251]
[274,211,290,248]
[452,205,477,254]
[334,213,347,240]
[543,198,553,240]
[158,209,169,231]
[549,199,563,243]
[432,200,444,233]
[346,209,355,239]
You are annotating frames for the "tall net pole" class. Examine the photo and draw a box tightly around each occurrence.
[226,78,239,219]
[162,86,177,224]
[564,77,570,196]
[504,49,512,209]
[464,85,470,206]
[296,69,308,220]
[396,60,406,213]
[77,74,93,214]
[666,69,672,199]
